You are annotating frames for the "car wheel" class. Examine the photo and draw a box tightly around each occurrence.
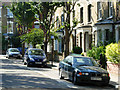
[59,69,64,79]
[27,63,31,67]
[73,73,78,85]
[24,62,27,65]
[102,83,109,86]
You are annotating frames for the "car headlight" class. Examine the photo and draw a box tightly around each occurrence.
[30,58,34,61]
[43,58,47,62]
[102,73,109,77]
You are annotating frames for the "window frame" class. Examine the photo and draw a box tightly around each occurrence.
[80,7,83,23]
[108,2,113,19]
[0,7,2,18]
[0,21,1,33]
[88,4,91,23]
[7,21,13,34]
[97,2,102,20]
[7,8,13,18]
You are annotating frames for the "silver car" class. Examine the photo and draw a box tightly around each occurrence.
[6,48,22,59]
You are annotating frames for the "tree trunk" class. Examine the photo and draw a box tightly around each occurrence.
[64,27,70,57]
[44,34,48,57]
[22,25,25,57]
[22,42,25,57]
[64,2,70,57]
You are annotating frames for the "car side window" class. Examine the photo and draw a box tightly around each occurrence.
[67,56,72,65]
[63,56,72,65]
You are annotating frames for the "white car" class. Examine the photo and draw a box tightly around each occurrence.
[6,48,22,59]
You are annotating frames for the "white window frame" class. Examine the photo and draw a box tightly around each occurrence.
[7,21,13,34]
[0,21,1,33]
[54,39,58,50]
[7,8,13,18]
[108,2,113,18]
[88,4,92,23]
[97,2,102,20]
[58,36,62,53]
[80,7,83,23]
[0,7,2,18]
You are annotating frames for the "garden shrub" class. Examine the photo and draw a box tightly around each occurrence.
[72,47,82,54]
[105,43,120,64]
[87,46,105,60]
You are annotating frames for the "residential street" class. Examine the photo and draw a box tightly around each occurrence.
[0,56,115,90]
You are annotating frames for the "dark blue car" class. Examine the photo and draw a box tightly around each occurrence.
[59,54,110,86]
[23,48,47,67]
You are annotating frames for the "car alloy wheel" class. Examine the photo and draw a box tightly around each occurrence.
[59,69,64,79]
[73,73,78,85]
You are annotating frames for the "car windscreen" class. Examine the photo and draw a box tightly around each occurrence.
[10,49,19,52]
[29,50,45,56]
[73,57,98,66]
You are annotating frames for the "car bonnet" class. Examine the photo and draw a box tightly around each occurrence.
[76,66,108,73]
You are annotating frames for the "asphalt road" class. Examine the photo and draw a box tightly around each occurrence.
[0,57,115,90]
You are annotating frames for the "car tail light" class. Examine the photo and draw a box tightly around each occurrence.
[79,72,82,75]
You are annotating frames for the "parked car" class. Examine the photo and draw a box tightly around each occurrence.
[6,48,22,59]
[23,48,47,67]
[59,54,110,86]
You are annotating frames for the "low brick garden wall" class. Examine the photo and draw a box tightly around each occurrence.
[107,61,120,83]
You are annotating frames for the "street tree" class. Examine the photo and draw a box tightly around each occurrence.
[30,2,63,55]
[62,1,79,57]
[7,2,36,55]
[20,28,44,48]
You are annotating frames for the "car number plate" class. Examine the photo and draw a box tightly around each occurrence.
[91,77,102,81]
[13,55,17,57]
[35,62,42,64]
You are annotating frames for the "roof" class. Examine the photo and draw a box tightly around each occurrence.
[95,19,114,25]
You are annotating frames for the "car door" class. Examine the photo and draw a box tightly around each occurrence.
[63,56,71,78]
[66,56,74,79]
[61,57,68,78]
[24,50,28,63]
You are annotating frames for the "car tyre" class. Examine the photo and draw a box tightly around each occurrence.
[27,63,31,67]
[102,83,109,86]
[73,73,78,85]
[59,69,64,79]
[24,62,27,65]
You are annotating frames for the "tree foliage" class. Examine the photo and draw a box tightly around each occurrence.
[20,28,44,47]
[8,2,36,29]
[105,43,120,64]
[87,46,105,61]
[30,2,63,54]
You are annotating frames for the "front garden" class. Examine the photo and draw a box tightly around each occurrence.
[87,42,120,83]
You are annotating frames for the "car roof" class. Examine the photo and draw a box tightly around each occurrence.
[28,48,43,51]
[8,48,19,50]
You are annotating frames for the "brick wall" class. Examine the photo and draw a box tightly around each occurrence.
[107,61,120,83]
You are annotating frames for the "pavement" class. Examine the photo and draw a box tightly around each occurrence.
[51,61,120,89]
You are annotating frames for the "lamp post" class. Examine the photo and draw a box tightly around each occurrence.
[51,35,54,66]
